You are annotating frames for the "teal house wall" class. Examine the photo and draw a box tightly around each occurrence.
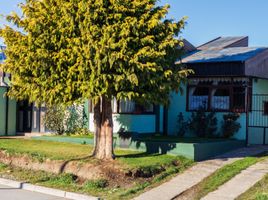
[0,87,17,136]
[167,85,247,140]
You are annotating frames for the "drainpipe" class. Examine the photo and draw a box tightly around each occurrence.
[3,73,11,136]
[5,87,9,136]
[163,106,168,136]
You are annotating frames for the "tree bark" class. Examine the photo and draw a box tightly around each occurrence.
[92,96,114,160]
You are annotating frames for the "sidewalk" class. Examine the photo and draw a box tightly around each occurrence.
[133,146,268,200]
[202,159,268,200]
[0,184,69,200]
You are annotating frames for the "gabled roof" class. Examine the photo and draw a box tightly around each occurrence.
[182,39,197,52]
[181,47,268,64]
[197,36,248,50]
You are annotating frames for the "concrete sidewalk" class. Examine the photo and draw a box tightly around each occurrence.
[0,184,69,200]
[133,146,268,200]
[202,159,268,200]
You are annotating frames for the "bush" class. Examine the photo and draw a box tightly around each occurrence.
[222,113,241,138]
[188,109,218,138]
[43,103,88,135]
[177,112,189,137]
[84,179,109,189]
[43,105,66,134]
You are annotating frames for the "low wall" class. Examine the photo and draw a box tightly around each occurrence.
[32,136,246,161]
[115,138,245,161]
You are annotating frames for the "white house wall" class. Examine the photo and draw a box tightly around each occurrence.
[89,113,157,134]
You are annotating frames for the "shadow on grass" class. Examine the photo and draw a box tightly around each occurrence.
[115,152,161,158]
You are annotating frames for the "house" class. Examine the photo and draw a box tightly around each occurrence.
[1,36,268,146]
[168,36,268,145]
[88,36,268,145]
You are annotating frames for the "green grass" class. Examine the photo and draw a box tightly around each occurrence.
[0,159,193,200]
[237,174,268,200]
[0,139,92,160]
[183,155,267,200]
[0,138,140,161]
[46,134,94,139]
[0,138,194,199]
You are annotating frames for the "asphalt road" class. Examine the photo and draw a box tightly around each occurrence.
[0,184,70,200]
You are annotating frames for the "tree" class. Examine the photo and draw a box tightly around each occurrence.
[0,0,192,160]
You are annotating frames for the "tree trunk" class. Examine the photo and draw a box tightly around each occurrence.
[92,96,114,160]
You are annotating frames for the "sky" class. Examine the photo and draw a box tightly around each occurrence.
[1,0,268,47]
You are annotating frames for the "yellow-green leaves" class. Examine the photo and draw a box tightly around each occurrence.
[1,0,191,106]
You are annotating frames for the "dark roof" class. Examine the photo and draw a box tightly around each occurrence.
[197,36,248,50]
[181,47,268,64]
[182,39,197,52]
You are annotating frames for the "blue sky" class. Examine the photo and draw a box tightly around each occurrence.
[1,0,268,46]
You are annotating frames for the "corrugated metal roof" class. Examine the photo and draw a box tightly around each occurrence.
[197,36,247,50]
[181,47,268,64]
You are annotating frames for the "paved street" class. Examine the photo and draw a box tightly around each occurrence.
[0,184,69,200]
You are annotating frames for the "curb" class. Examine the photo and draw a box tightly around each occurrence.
[0,177,99,200]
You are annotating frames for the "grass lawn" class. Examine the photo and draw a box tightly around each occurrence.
[0,138,194,199]
[178,154,268,200]
[237,174,268,200]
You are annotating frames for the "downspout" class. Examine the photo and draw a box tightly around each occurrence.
[245,78,251,146]
[163,106,168,136]
[3,74,11,136]
[154,105,160,133]
[5,87,9,136]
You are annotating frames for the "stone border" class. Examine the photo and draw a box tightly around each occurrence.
[0,177,99,200]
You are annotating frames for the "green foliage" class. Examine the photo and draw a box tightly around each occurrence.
[222,113,241,138]
[177,112,188,137]
[0,0,192,106]
[237,173,268,200]
[84,179,109,189]
[43,105,65,135]
[46,173,78,186]
[43,104,87,135]
[188,109,218,138]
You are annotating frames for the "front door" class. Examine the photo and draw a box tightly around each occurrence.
[17,101,32,133]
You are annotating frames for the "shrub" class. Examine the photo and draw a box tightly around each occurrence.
[222,113,241,138]
[84,179,109,189]
[43,105,66,134]
[118,128,133,140]
[43,103,88,135]
[177,112,189,137]
[188,109,218,138]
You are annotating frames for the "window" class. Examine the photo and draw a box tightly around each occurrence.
[189,87,209,110]
[88,99,154,114]
[187,79,250,112]
[211,88,230,110]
